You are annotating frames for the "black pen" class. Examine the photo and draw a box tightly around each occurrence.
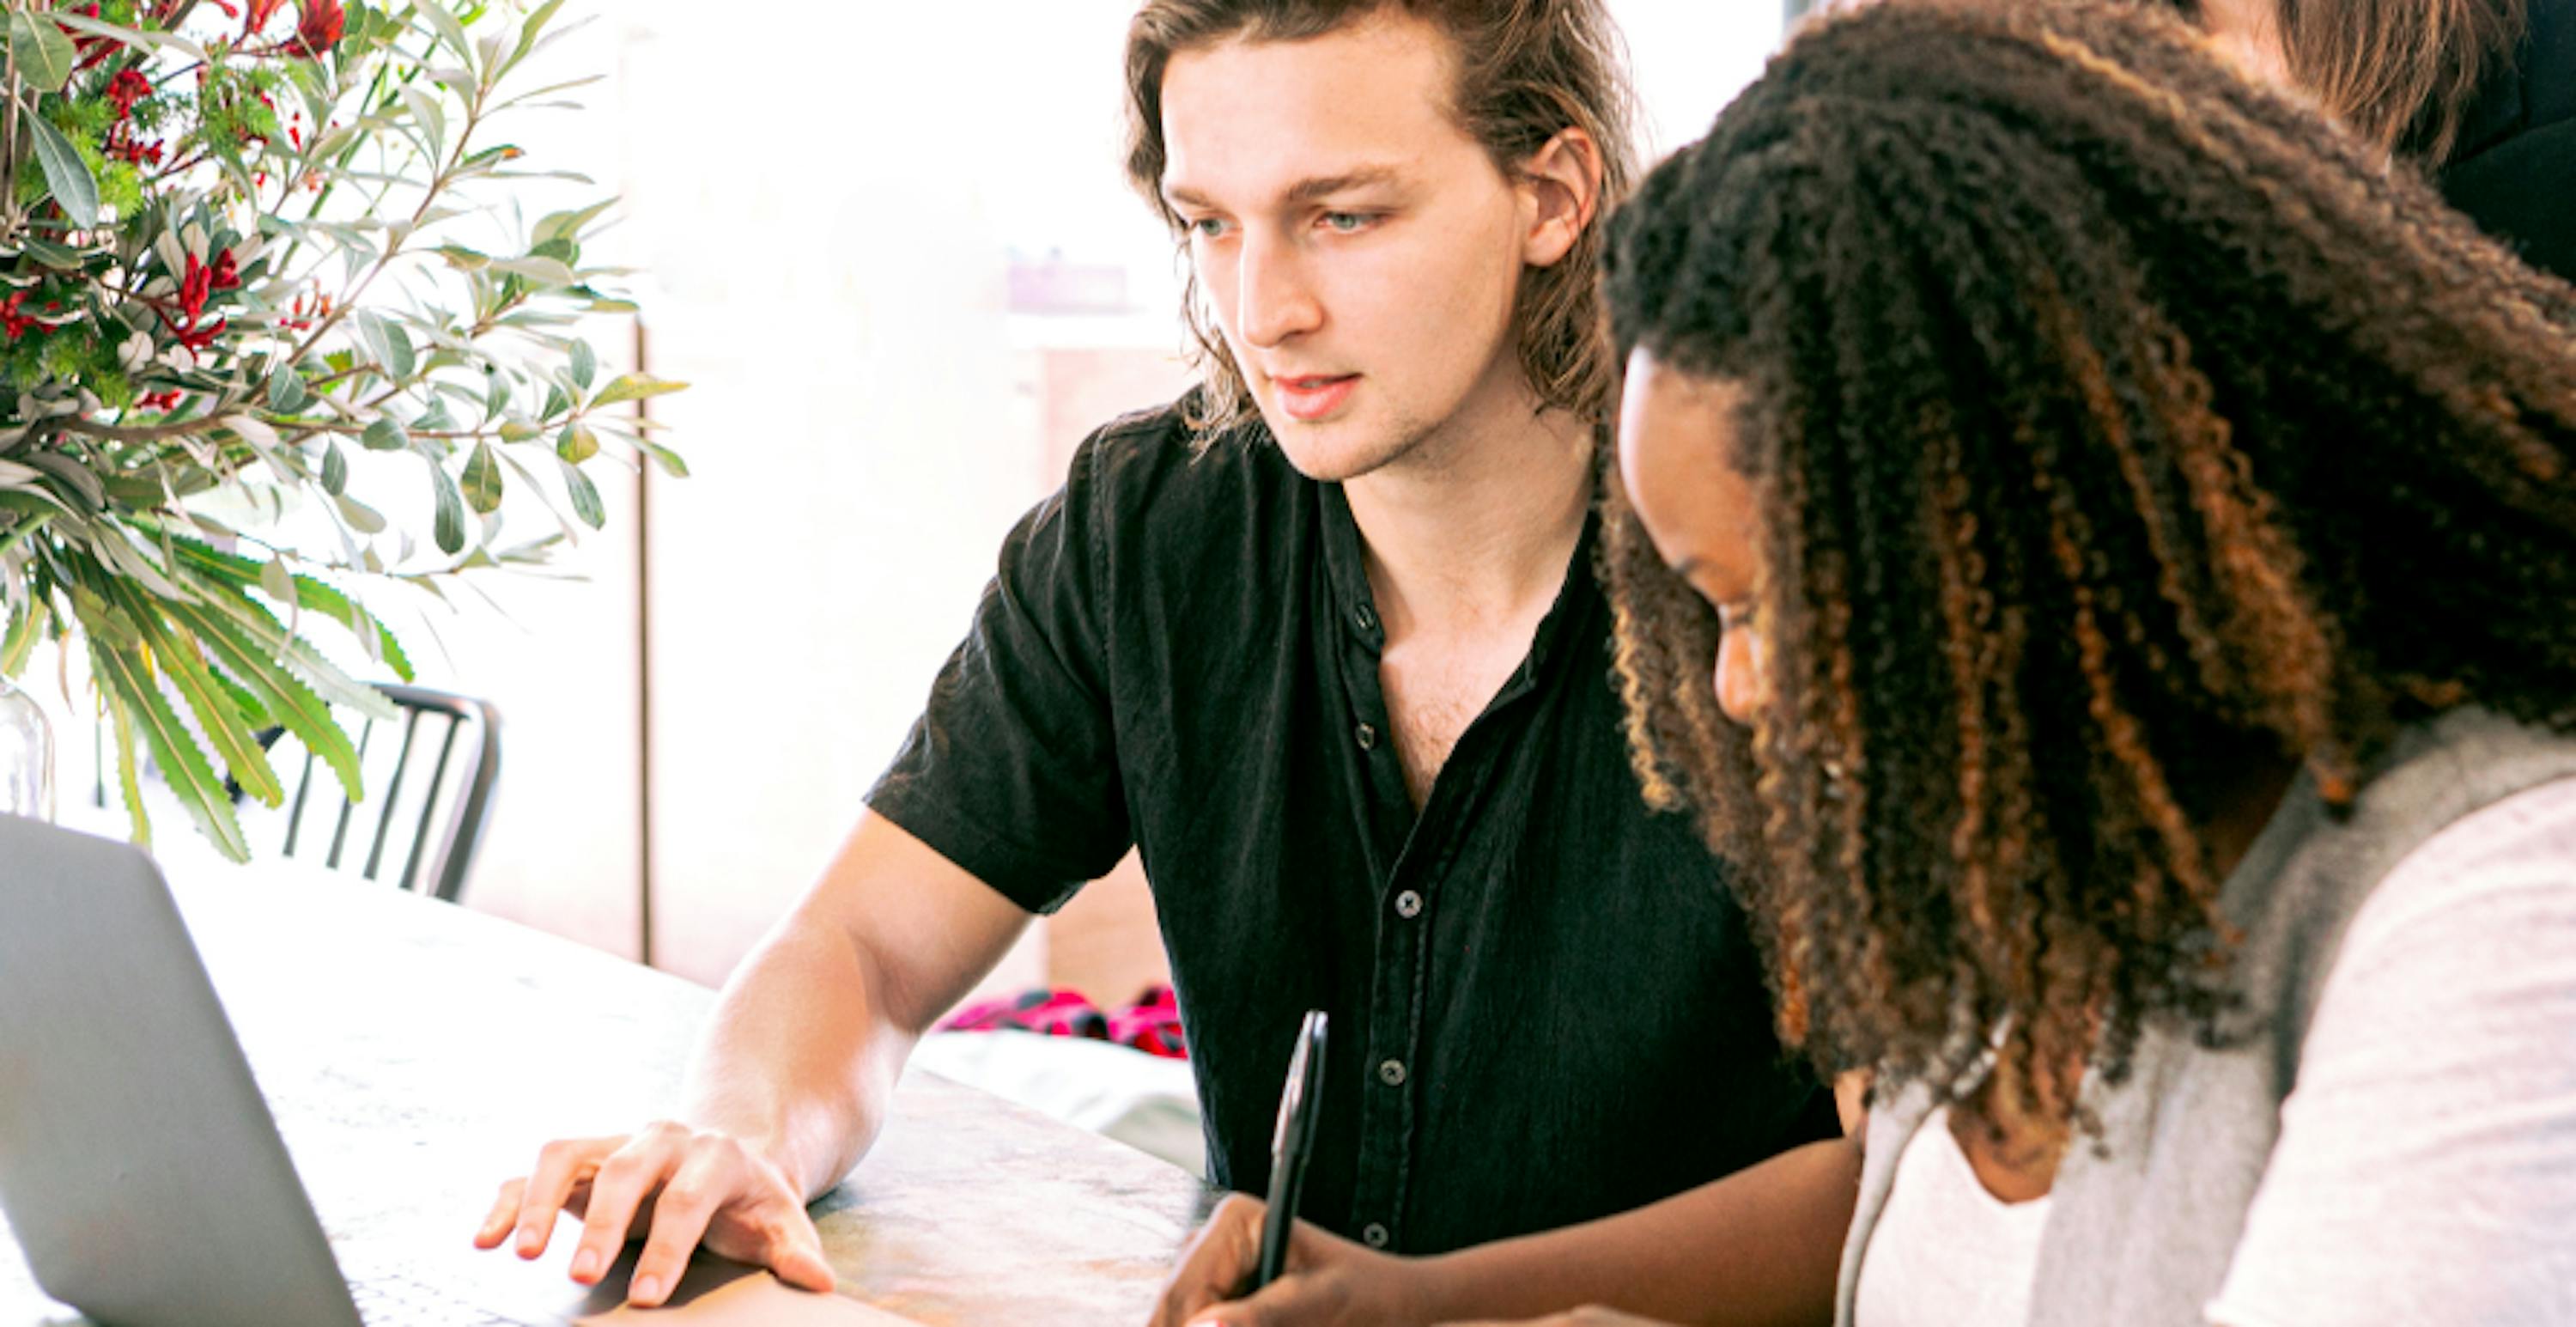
[1255,1008,1329,1289]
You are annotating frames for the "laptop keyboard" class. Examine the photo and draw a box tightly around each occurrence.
[347,1269,543,1326]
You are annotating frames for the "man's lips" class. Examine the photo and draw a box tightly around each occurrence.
[1272,373,1358,423]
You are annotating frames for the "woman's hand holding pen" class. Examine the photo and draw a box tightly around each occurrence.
[1151,1192,1433,1326]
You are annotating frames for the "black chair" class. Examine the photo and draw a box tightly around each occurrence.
[275,684,502,903]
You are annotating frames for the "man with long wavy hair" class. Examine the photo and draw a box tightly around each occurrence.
[471,0,1839,1310]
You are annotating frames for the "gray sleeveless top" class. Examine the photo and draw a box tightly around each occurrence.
[1833,708,2576,1327]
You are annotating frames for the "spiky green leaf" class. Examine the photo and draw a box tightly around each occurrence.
[88,637,251,861]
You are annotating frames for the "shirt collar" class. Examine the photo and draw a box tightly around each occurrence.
[1317,475,1603,677]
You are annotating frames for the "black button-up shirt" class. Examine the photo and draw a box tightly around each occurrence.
[867,397,1836,1255]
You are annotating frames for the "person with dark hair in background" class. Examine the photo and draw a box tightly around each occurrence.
[2188,0,2575,281]
[1159,2,2576,1324]
[470,0,1844,1312]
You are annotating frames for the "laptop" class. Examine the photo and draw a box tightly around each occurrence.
[0,815,914,1326]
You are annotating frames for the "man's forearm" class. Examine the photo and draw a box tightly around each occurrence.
[678,916,916,1201]
[1410,1137,1861,1327]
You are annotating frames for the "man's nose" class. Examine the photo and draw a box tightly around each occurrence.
[1236,231,1322,349]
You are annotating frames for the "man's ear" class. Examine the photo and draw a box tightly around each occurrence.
[1517,125,1603,269]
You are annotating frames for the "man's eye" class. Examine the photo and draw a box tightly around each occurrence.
[1188,216,1232,239]
[1321,211,1375,234]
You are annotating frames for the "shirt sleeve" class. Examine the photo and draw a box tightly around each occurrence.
[2208,777,2576,1327]
[865,430,1133,915]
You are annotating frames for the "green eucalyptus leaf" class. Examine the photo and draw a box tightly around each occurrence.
[26,113,99,230]
[507,0,570,73]
[488,255,574,286]
[461,442,503,514]
[260,555,295,605]
[268,363,311,413]
[9,13,77,93]
[555,421,596,464]
[361,418,408,452]
[334,493,387,533]
[420,2,474,62]
[355,311,417,380]
[52,10,198,60]
[532,196,611,246]
[19,237,81,269]
[638,440,690,478]
[556,454,605,529]
[320,441,348,495]
[428,459,466,554]
[589,373,687,410]
[568,338,596,390]
[400,88,447,164]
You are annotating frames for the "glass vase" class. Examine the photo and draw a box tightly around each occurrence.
[0,673,55,821]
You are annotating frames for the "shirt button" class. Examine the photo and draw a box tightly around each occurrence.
[1355,722,1377,751]
[1361,1222,1391,1249]
[1354,603,1377,632]
[1377,1058,1407,1087]
[1394,890,1423,919]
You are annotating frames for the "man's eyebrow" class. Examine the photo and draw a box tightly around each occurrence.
[1161,166,1407,211]
[1283,166,1404,204]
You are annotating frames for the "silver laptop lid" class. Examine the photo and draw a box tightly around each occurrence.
[0,814,362,1327]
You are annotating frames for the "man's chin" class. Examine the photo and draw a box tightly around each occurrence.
[1261,413,1411,484]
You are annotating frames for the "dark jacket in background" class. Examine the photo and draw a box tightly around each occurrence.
[2436,0,2576,283]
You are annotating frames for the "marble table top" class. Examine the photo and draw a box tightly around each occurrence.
[0,850,1218,1324]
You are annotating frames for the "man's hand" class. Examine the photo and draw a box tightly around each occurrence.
[1151,1193,1434,1326]
[473,1122,836,1307]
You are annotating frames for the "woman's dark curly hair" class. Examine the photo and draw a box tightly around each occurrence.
[1600,0,2576,1125]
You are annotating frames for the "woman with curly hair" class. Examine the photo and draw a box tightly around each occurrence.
[1156,2,2576,1324]
[1603,0,2576,1323]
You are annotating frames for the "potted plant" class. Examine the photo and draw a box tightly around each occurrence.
[0,0,677,859]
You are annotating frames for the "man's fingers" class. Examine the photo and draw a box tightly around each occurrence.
[474,1178,527,1250]
[765,1211,837,1294]
[510,1136,623,1258]
[568,1139,683,1287]
[623,1142,742,1307]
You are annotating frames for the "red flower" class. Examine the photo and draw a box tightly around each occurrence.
[242,0,289,34]
[292,0,343,58]
[106,69,152,119]
[65,4,117,73]
[177,248,241,324]
[0,291,34,342]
